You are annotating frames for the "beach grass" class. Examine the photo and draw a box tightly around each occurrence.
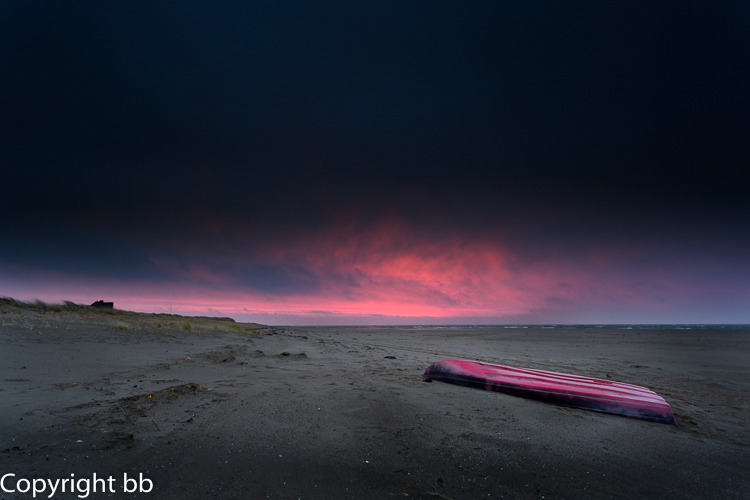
[0,297,266,334]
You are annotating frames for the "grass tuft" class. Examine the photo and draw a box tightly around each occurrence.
[0,297,113,313]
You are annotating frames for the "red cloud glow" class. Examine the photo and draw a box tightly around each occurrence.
[4,215,747,324]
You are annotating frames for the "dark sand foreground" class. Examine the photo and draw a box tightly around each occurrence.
[1,306,748,499]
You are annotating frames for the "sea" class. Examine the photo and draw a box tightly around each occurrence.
[302,324,750,330]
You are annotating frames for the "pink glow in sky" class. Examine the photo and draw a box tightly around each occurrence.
[3,217,746,325]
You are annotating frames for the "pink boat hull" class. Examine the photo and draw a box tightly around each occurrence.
[423,359,677,425]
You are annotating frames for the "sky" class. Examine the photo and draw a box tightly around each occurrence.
[1,1,749,325]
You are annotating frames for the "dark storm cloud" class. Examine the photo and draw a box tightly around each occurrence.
[0,224,323,294]
[0,225,170,283]
[1,1,749,289]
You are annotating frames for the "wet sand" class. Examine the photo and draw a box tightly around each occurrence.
[1,307,748,499]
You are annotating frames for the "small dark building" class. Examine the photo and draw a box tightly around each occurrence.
[91,300,114,309]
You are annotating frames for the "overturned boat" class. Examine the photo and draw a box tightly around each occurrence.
[423,359,677,425]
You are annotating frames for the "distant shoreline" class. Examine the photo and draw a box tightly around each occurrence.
[298,323,750,329]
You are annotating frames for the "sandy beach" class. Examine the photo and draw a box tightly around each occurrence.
[1,304,748,499]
